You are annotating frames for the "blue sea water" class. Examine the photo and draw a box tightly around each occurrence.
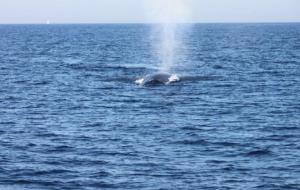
[0,23,300,190]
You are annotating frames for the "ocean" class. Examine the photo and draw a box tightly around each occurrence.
[0,23,299,189]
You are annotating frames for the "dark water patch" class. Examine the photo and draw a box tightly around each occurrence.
[279,184,300,190]
[95,86,124,90]
[32,80,51,86]
[34,132,61,138]
[213,83,236,88]
[257,134,297,141]
[10,168,75,177]
[180,126,205,131]
[2,96,23,101]
[245,149,273,157]
[13,80,30,84]
[213,141,242,147]
[254,184,284,190]
[34,169,74,176]
[47,145,75,153]
[90,171,112,178]
[277,126,299,131]
[85,181,117,189]
[50,179,119,189]
[1,179,65,188]
[174,139,209,146]
[0,121,16,125]
[205,159,227,164]
[82,122,105,128]
[133,162,161,168]
[274,60,299,65]
[212,65,224,70]
[88,151,139,157]
[21,103,48,109]
[55,157,109,167]
[27,143,37,148]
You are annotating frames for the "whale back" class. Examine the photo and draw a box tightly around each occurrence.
[135,73,180,86]
[143,73,170,85]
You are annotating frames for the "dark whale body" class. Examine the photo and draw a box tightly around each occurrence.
[136,73,180,86]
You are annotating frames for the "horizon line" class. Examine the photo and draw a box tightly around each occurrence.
[0,21,299,25]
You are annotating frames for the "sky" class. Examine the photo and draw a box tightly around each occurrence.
[0,0,299,24]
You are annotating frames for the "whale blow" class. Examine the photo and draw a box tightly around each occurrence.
[135,73,180,86]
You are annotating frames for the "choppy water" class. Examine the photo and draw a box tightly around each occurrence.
[0,24,300,190]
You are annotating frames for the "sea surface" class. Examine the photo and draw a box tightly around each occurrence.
[0,24,300,190]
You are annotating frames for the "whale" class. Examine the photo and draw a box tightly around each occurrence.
[135,73,180,86]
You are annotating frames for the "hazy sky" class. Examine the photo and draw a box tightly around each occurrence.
[0,0,299,24]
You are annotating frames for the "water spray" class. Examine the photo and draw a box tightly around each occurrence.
[137,0,190,85]
[146,0,189,72]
